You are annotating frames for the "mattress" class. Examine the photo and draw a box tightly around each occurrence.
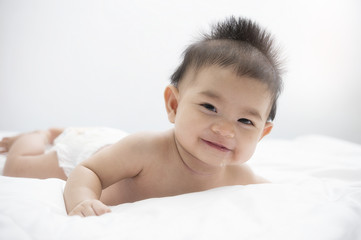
[0,131,360,240]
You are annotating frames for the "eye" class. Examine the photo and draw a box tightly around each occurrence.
[200,103,217,113]
[238,118,253,126]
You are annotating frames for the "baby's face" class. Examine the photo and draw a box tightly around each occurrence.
[173,65,273,167]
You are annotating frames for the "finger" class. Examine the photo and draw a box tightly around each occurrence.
[92,201,111,216]
[68,208,84,217]
[69,210,81,217]
[81,205,97,217]
[69,205,91,217]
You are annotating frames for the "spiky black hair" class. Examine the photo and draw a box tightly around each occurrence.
[170,16,283,121]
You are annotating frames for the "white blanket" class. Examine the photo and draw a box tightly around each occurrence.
[1,133,361,240]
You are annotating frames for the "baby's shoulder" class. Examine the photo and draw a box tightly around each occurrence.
[113,131,168,155]
[128,131,167,145]
[226,164,269,185]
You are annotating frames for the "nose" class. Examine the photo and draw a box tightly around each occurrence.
[211,120,235,138]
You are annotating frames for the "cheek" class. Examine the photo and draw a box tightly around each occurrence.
[235,131,260,162]
[174,106,209,143]
[175,104,206,129]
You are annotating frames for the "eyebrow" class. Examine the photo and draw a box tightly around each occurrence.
[199,90,264,121]
[199,90,222,100]
[244,108,263,121]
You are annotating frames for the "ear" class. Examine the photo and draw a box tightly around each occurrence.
[259,121,273,141]
[164,85,179,123]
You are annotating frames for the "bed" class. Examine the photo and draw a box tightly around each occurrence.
[0,131,360,240]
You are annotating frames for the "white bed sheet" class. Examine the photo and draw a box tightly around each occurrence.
[0,132,361,240]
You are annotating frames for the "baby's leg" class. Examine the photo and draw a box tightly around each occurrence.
[1,128,67,180]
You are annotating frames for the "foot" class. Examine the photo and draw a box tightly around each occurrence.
[0,128,64,154]
[0,135,19,153]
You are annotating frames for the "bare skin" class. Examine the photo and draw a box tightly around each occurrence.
[1,66,272,218]
[0,128,263,217]
[63,66,273,217]
[64,130,266,217]
[1,128,67,180]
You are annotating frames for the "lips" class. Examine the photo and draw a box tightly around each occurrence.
[202,139,232,152]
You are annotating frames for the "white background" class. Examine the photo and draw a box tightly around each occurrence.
[1,0,361,143]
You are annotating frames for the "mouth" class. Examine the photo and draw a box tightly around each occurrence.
[202,139,232,152]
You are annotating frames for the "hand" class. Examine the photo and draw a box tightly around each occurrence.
[68,199,111,217]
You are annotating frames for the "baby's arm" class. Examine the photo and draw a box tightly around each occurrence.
[63,164,108,216]
[63,134,145,217]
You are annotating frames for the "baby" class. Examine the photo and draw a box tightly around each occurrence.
[0,16,283,217]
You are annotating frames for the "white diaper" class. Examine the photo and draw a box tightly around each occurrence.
[48,127,128,177]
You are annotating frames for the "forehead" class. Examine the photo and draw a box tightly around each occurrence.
[178,65,272,117]
[179,65,270,96]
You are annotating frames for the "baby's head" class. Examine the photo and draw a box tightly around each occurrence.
[170,16,283,122]
[165,17,284,168]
